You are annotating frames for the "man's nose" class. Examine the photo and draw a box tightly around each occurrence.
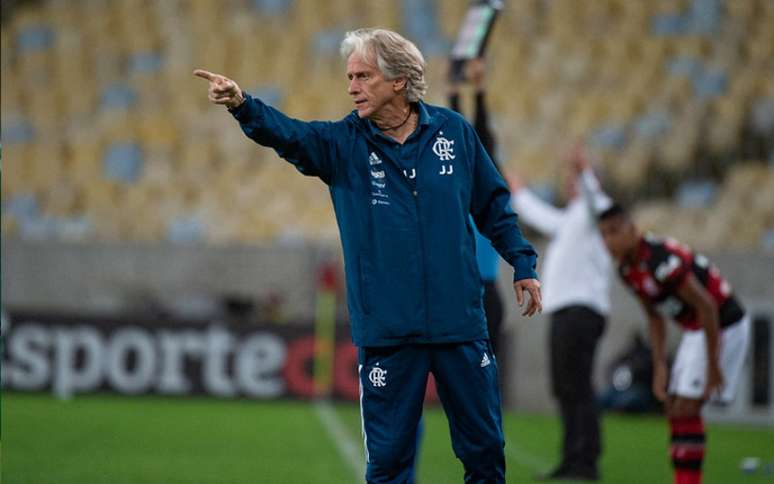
[348,79,359,95]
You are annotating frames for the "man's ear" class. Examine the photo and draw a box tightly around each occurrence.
[393,77,407,93]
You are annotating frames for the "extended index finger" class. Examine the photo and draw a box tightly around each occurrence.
[193,69,218,81]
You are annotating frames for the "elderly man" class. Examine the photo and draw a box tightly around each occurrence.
[195,28,541,484]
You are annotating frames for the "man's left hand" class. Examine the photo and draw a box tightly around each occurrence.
[193,69,245,109]
[514,278,542,317]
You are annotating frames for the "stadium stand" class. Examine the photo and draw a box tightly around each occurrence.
[1,0,772,250]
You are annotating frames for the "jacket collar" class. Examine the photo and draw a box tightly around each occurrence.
[349,101,447,142]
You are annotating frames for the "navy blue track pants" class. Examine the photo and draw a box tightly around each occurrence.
[358,340,505,484]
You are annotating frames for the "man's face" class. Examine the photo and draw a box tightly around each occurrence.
[598,215,636,261]
[346,53,401,119]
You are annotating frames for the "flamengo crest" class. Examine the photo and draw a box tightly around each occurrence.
[432,132,455,161]
[369,366,387,387]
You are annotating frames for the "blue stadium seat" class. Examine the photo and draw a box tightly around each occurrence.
[1,117,36,144]
[100,83,138,111]
[103,142,145,183]
[676,180,717,209]
[16,25,54,53]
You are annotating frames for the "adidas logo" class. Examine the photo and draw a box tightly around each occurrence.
[480,353,491,368]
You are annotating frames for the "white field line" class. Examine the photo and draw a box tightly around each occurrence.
[505,434,550,472]
[314,399,547,480]
[314,400,366,483]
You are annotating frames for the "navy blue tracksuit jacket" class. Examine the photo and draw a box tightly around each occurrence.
[230,95,538,347]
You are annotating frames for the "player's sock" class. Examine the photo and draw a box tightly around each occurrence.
[669,416,705,484]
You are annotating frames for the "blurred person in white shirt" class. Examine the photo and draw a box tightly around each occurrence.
[510,148,612,482]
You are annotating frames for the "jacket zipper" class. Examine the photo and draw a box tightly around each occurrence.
[367,117,445,340]
[398,138,431,339]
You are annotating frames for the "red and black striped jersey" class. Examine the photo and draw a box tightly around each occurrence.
[618,234,744,331]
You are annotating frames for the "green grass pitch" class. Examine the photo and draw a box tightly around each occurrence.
[2,393,772,483]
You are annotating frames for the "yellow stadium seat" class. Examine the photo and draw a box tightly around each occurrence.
[3,0,771,246]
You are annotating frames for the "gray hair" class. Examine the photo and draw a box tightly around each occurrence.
[340,28,427,103]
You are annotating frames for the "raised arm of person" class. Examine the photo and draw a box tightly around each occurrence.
[509,175,564,237]
[448,82,462,115]
[448,60,498,165]
[194,69,337,184]
[573,148,612,221]
[468,59,497,163]
[676,273,723,399]
[643,301,670,402]
[468,126,542,317]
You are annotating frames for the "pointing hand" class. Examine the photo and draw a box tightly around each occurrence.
[194,69,245,109]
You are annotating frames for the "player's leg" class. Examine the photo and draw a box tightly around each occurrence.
[666,396,705,484]
[359,345,430,484]
[667,332,708,484]
[715,314,751,402]
[666,316,752,484]
[430,340,505,484]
